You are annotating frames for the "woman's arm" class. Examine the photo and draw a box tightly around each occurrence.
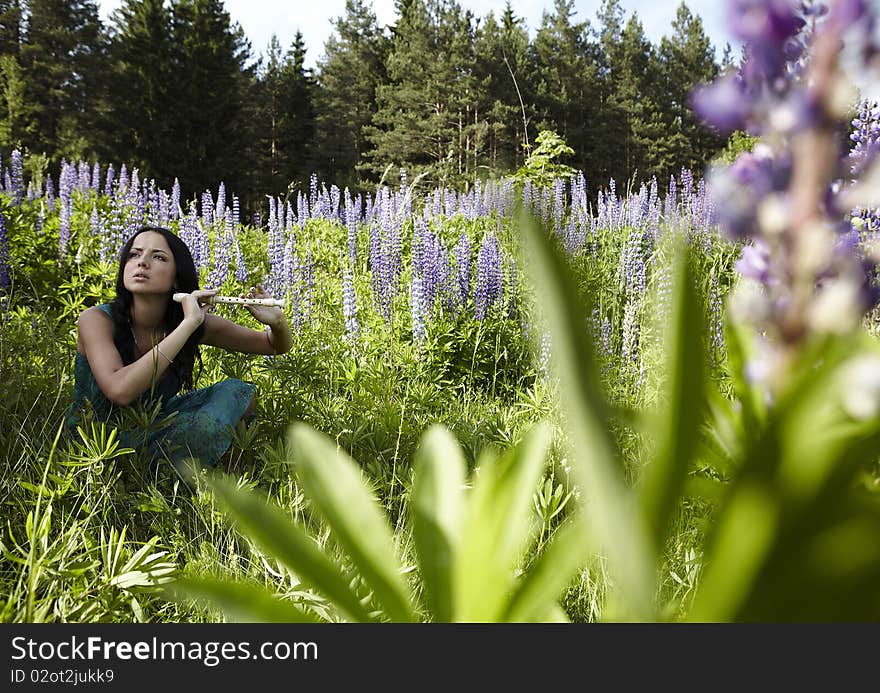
[200,312,291,355]
[78,307,200,406]
[200,284,293,355]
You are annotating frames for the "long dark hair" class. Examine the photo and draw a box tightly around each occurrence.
[109,226,204,391]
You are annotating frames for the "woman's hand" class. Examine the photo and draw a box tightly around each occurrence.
[179,289,218,328]
[242,284,285,326]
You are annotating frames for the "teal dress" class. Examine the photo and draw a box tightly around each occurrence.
[64,304,256,474]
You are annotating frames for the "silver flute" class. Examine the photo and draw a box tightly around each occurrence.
[172,292,286,308]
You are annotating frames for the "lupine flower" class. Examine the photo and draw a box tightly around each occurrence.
[694,0,880,394]
[342,263,359,345]
[411,272,426,348]
[10,149,23,206]
[103,164,115,197]
[475,234,503,320]
[58,161,76,259]
[170,178,180,220]
[538,330,552,380]
[0,209,9,289]
[709,274,726,357]
[215,182,226,222]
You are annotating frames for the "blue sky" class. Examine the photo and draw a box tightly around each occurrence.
[96,1,738,69]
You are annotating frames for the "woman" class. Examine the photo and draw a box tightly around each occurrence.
[65,225,293,477]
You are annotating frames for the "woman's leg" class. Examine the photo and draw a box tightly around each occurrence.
[240,392,256,423]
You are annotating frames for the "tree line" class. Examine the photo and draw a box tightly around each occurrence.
[0,0,731,208]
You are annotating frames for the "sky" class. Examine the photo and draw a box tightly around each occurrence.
[95,1,738,70]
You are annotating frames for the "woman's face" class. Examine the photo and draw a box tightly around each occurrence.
[123,231,177,296]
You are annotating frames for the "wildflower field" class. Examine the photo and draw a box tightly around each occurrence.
[0,154,749,622]
[6,0,880,626]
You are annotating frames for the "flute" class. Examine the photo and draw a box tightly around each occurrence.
[172,292,286,308]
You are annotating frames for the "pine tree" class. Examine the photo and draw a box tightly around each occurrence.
[314,0,388,189]
[105,0,175,178]
[278,31,316,192]
[19,0,106,160]
[0,0,23,56]
[0,0,25,149]
[165,0,255,199]
[363,0,478,188]
[474,2,533,173]
[657,1,723,177]
[531,0,601,181]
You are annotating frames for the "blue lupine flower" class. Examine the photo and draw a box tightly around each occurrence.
[171,178,180,220]
[104,164,115,197]
[342,263,358,345]
[475,234,502,320]
[411,272,426,348]
[10,149,23,206]
[0,209,10,289]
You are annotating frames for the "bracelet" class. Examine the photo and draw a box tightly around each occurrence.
[156,346,174,365]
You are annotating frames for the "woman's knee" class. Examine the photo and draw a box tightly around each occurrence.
[242,393,256,420]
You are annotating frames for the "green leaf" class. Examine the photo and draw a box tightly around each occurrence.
[411,425,466,622]
[168,576,320,623]
[640,245,707,555]
[689,481,779,621]
[504,513,591,622]
[520,212,654,619]
[454,422,552,621]
[289,423,416,622]
[208,476,371,622]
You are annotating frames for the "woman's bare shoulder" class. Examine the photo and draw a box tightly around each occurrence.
[78,305,114,330]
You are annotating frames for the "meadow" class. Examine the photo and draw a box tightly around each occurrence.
[3,152,880,623]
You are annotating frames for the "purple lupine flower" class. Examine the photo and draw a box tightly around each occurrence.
[553,178,566,235]
[454,232,472,310]
[330,185,341,221]
[104,164,115,197]
[101,199,124,265]
[232,195,240,229]
[620,230,646,298]
[10,150,23,206]
[117,164,129,193]
[91,162,100,194]
[309,173,318,214]
[621,297,640,369]
[0,209,10,289]
[224,208,247,284]
[158,190,170,226]
[474,234,503,320]
[170,178,180,220]
[76,161,90,192]
[201,190,214,228]
[89,205,102,239]
[45,174,55,212]
[346,195,358,264]
[709,274,725,357]
[58,161,76,259]
[215,182,226,222]
[342,263,359,345]
[147,180,159,225]
[538,330,552,380]
[734,239,772,283]
[411,272,426,348]
[848,100,880,231]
